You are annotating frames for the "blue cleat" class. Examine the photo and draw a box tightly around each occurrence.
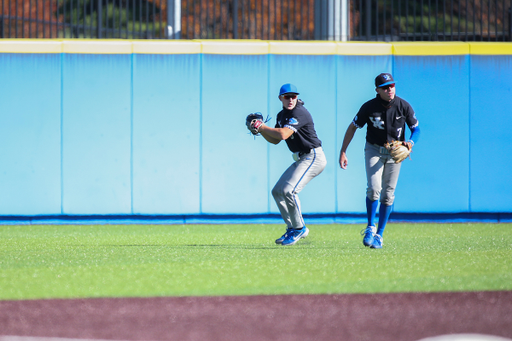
[282,226,309,246]
[370,234,383,249]
[275,228,293,244]
[361,226,376,247]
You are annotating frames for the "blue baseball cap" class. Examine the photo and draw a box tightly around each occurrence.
[375,73,396,88]
[279,83,299,96]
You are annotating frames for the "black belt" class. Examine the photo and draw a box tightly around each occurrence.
[298,147,320,157]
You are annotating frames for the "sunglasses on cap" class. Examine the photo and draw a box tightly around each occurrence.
[380,83,395,90]
[282,94,297,100]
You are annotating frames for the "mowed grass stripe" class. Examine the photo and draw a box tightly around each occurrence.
[0,223,511,300]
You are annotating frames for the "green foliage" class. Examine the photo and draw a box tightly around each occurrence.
[54,0,164,38]
[0,223,511,300]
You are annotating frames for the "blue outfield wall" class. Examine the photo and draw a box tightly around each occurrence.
[0,40,510,223]
[0,53,62,215]
[470,55,512,213]
[62,53,132,215]
[132,54,201,215]
[393,54,471,213]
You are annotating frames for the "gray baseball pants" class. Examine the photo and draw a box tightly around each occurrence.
[365,142,401,205]
[272,147,327,229]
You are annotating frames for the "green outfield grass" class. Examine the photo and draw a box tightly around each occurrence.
[0,223,511,300]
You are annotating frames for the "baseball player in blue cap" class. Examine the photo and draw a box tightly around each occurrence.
[251,83,327,246]
[338,73,420,249]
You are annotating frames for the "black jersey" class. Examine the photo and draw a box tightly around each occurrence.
[275,100,322,153]
[353,95,419,146]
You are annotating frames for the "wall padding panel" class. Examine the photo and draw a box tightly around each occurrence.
[132,54,201,214]
[62,54,132,214]
[0,54,62,215]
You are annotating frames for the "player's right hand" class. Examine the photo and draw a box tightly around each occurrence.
[339,153,348,170]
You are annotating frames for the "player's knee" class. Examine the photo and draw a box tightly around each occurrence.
[272,185,289,199]
[366,190,380,202]
[381,196,395,206]
[271,186,281,199]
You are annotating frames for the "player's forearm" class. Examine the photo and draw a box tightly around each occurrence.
[339,124,357,155]
[409,126,420,145]
[259,125,291,143]
[261,131,281,144]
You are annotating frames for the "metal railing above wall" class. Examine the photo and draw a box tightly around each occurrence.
[0,0,169,39]
[179,0,512,41]
[178,0,349,40]
[180,0,319,40]
[0,0,510,41]
[351,0,512,41]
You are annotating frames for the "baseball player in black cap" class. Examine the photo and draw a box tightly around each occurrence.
[338,73,420,249]
[253,83,327,246]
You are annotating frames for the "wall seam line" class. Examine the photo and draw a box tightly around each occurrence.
[60,52,64,215]
[334,54,338,215]
[468,53,472,213]
[199,53,204,214]
[130,53,134,214]
[267,53,271,214]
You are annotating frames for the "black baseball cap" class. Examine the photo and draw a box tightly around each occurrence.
[375,73,395,88]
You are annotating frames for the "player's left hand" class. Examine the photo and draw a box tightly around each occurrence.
[385,140,411,163]
[246,113,264,135]
[245,112,271,136]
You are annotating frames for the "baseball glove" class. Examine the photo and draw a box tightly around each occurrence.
[245,112,270,136]
[384,140,411,163]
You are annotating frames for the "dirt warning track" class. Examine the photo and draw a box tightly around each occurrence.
[1,291,511,341]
